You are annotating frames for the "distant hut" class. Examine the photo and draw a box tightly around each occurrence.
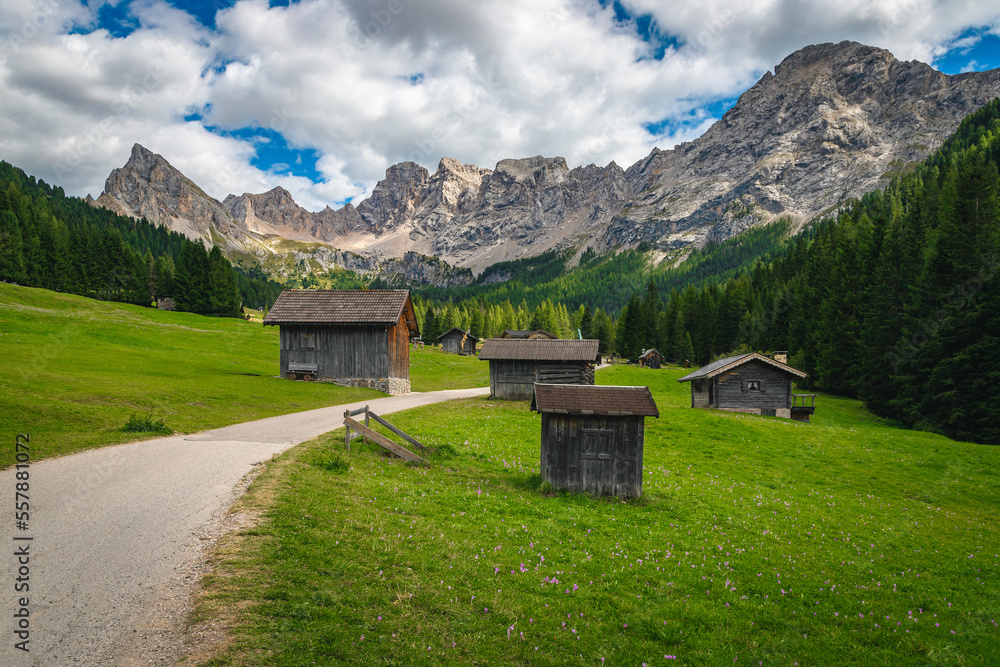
[500,329,558,340]
[677,352,815,421]
[155,296,176,311]
[532,383,659,498]
[438,327,478,355]
[638,348,664,369]
[262,289,418,395]
[478,339,601,399]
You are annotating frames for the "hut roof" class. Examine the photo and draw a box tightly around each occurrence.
[437,327,479,341]
[500,329,558,339]
[263,289,418,334]
[677,352,807,382]
[479,338,600,362]
[531,384,659,417]
[639,348,663,359]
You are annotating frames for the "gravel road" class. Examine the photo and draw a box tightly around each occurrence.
[0,387,488,666]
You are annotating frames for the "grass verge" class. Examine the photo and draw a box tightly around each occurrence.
[192,366,1000,665]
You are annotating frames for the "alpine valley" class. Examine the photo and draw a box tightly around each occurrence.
[88,40,1000,286]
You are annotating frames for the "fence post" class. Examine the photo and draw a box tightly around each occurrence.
[344,410,351,452]
[364,405,370,447]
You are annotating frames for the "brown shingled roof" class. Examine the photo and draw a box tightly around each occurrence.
[478,338,600,361]
[531,384,659,417]
[263,289,418,333]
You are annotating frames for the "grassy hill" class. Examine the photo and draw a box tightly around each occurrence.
[0,283,487,462]
[194,366,1000,665]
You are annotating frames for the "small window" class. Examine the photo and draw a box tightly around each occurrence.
[743,380,766,393]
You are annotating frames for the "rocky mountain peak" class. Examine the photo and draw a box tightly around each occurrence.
[90,42,1000,283]
[495,155,570,184]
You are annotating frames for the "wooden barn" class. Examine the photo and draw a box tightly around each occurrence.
[500,329,558,340]
[532,383,659,498]
[262,289,418,395]
[677,352,815,421]
[478,338,601,400]
[438,327,478,355]
[639,348,664,369]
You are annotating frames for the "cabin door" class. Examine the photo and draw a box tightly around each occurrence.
[580,428,615,495]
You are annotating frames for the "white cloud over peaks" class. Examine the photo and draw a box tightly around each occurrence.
[1,0,999,210]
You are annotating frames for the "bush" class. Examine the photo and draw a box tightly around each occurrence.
[121,412,172,435]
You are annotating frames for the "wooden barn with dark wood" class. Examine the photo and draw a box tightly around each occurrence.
[677,352,815,421]
[262,289,418,395]
[639,348,664,369]
[532,383,659,498]
[500,329,558,340]
[478,338,601,399]
[438,327,478,355]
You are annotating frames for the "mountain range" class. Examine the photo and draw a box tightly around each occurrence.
[88,40,1000,284]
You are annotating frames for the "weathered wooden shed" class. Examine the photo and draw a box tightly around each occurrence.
[438,327,478,355]
[479,338,601,399]
[500,329,558,340]
[262,289,418,395]
[677,352,814,421]
[532,383,659,498]
[639,348,664,369]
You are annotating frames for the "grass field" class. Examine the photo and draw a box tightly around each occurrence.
[194,367,1000,665]
[0,283,486,463]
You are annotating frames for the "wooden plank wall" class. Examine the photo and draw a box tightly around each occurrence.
[540,414,644,498]
[441,336,461,354]
[387,317,411,380]
[488,361,590,399]
[714,360,791,411]
[280,324,392,380]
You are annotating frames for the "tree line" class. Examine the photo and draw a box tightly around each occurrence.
[0,161,283,316]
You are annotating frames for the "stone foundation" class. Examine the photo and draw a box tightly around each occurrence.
[329,377,411,395]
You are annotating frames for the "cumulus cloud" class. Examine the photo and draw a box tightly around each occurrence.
[0,0,998,210]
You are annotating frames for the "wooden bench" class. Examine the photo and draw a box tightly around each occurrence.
[287,362,318,381]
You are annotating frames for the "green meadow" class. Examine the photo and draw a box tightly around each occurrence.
[195,367,1000,665]
[0,283,485,462]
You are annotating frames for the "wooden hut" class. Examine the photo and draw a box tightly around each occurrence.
[262,289,418,395]
[532,383,659,498]
[638,348,664,369]
[500,329,558,340]
[479,338,600,399]
[438,327,478,355]
[677,352,814,421]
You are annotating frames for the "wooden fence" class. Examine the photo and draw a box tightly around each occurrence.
[343,405,435,466]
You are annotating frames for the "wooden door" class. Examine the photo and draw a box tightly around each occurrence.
[580,428,614,495]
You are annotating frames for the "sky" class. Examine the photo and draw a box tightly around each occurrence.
[1,1,999,212]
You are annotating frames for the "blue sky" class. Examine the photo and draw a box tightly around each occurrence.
[2,0,1000,210]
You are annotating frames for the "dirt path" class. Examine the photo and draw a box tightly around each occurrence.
[0,387,488,666]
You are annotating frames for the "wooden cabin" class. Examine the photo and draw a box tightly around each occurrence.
[639,348,664,369]
[500,329,558,340]
[532,383,659,498]
[438,327,478,355]
[262,289,418,395]
[677,352,814,421]
[155,296,176,311]
[478,338,600,400]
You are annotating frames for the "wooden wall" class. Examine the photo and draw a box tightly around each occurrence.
[488,360,590,399]
[279,318,410,381]
[714,360,791,411]
[691,378,714,408]
[540,413,644,498]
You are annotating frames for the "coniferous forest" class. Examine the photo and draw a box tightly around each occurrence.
[601,99,1000,445]
[0,161,283,316]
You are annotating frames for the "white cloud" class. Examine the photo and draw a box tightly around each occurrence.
[0,0,999,211]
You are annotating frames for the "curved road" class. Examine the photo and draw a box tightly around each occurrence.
[1,387,488,666]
